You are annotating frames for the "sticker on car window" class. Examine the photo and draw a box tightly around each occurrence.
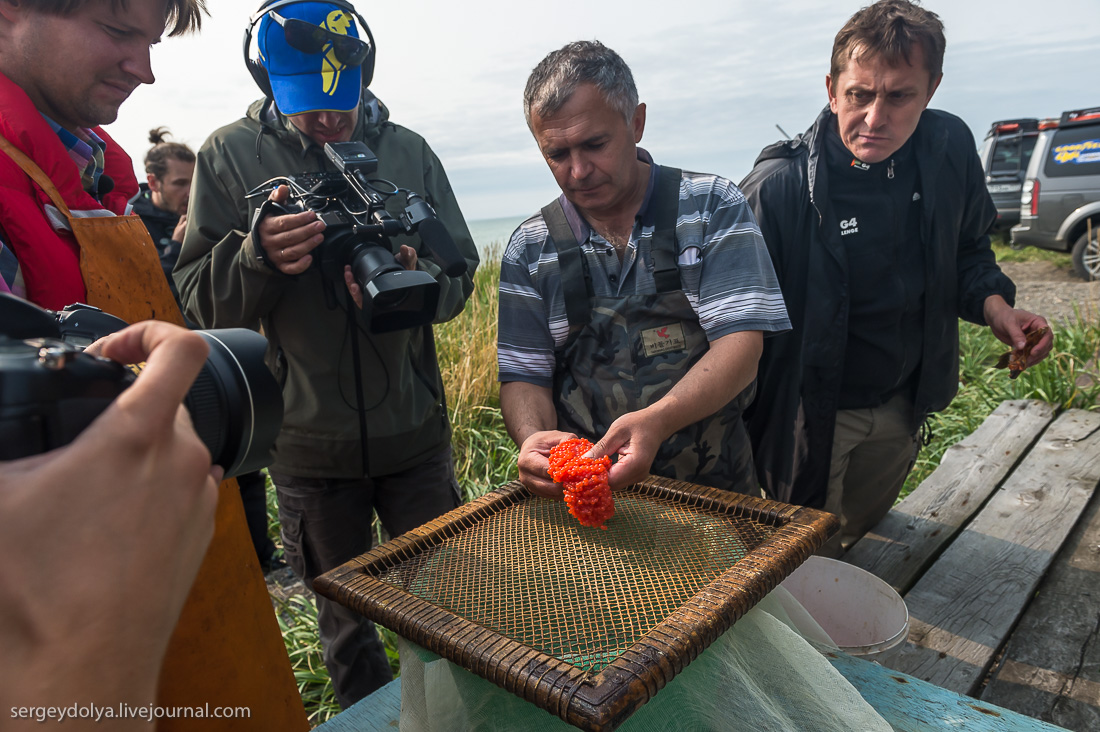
[1052,138,1100,165]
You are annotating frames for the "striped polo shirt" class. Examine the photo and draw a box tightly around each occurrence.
[498,156,790,387]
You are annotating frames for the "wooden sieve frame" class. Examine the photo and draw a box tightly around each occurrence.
[315,476,838,732]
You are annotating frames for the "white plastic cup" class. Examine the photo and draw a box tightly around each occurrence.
[779,555,910,663]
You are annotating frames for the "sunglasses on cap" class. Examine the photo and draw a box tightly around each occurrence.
[269,10,370,67]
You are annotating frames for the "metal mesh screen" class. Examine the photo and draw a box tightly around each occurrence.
[377,492,776,673]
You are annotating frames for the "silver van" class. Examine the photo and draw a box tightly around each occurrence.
[978,118,1040,232]
[1011,106,1100,281]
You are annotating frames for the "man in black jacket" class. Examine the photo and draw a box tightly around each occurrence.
[129,127,194,306]
[740,0,1052,553]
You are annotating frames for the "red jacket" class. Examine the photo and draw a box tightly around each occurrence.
[0,70,138,310]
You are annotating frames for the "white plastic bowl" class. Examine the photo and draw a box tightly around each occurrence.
[780,555,910,662]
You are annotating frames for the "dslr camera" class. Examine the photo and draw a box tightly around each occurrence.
[0,294,283,478]
[250,141,467,333]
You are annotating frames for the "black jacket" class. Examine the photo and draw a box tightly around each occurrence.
[739,106,1015,507]
[129,184,182,300]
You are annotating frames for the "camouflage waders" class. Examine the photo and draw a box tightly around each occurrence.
[544,166,757,493]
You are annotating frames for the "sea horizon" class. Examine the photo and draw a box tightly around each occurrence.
[466,214,528,261]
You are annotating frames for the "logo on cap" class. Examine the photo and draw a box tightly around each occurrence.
[321,10,352,96]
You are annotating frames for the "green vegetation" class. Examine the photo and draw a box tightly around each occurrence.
[902,315,1100,498]
[990,235,1073,266]
[274,595,339,725]
[269,245,1100,724]
[434,255,519,499]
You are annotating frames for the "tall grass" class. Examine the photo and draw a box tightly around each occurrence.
[435,255,519,499]
[274,596,340,725]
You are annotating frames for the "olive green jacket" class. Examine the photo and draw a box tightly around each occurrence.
[174,96,478,478]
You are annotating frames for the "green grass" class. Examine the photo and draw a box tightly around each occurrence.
[273,595,340,725]
[434,256,519,499]
[990,234,1073,266]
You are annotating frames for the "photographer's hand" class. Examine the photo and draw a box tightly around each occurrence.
[257,185,326,275]
[0,320,220,724]
[342,246,418,310]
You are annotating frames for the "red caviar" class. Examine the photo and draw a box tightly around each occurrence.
[548,438,614,530]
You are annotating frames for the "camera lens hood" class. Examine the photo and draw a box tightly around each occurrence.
[189,329,284,478]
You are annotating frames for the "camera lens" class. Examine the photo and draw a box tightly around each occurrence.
[348,246,440,333]
[0,294,283,475]
[184,329,283,478]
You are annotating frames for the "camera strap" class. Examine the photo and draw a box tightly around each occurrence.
[346,301,371,477]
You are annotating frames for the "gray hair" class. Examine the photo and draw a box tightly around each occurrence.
[523,41,638,128]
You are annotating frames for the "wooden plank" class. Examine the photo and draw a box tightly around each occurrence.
[314,678,401,731]
[826,651,1070,731]
[888,410,1100,695]
[980,489,1100,731]
[845,400,1056,594]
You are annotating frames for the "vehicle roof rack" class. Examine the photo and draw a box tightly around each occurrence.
[986,118,1039,136]
[1060,107,1100,127]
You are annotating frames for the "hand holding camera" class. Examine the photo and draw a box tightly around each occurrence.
[0,294,283,477]
[248,141,468,332]
[256,183,327,275]
[0,317,221,715]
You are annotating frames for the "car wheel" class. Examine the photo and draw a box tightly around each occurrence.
[1072,229,1099,282]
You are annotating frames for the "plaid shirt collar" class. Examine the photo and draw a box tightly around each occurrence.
[42,114,106,201]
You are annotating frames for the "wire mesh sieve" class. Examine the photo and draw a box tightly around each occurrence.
[316,476,837,731]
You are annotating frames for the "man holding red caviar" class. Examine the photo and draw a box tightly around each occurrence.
[498,41,791,498]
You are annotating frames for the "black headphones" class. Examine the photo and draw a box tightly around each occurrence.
[242,0,376,101]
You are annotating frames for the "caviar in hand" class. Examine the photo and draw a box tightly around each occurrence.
[548,438,615,530]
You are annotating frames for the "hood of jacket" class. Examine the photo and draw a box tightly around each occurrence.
[753,105,833,215]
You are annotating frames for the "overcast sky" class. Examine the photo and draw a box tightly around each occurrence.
[104,0,1099,221]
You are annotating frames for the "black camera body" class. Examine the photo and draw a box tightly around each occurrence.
[0,294,283,478]
[253,141,467,333]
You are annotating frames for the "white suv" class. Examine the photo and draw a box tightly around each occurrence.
[1011,106,1100,281]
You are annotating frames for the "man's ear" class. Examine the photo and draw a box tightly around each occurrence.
[632,102,646,144]
[924,73,943,107]
[0,0,24,24]
[826,74,839,113]
[147,174,161,193]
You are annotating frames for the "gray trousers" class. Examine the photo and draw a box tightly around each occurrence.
[821,393,919,557]
[270,445,462,709]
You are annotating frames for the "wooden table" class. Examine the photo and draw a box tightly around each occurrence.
[844,400,1100,731]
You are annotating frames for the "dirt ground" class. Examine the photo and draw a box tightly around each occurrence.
[999,261,1100,325]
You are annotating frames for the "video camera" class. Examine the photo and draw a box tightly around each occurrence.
[0,294,283,478]
[249,141,468,333]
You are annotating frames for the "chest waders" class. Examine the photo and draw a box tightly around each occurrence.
[544,165,757,493]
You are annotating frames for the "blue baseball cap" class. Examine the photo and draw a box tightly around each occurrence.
[258,2,363,115]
